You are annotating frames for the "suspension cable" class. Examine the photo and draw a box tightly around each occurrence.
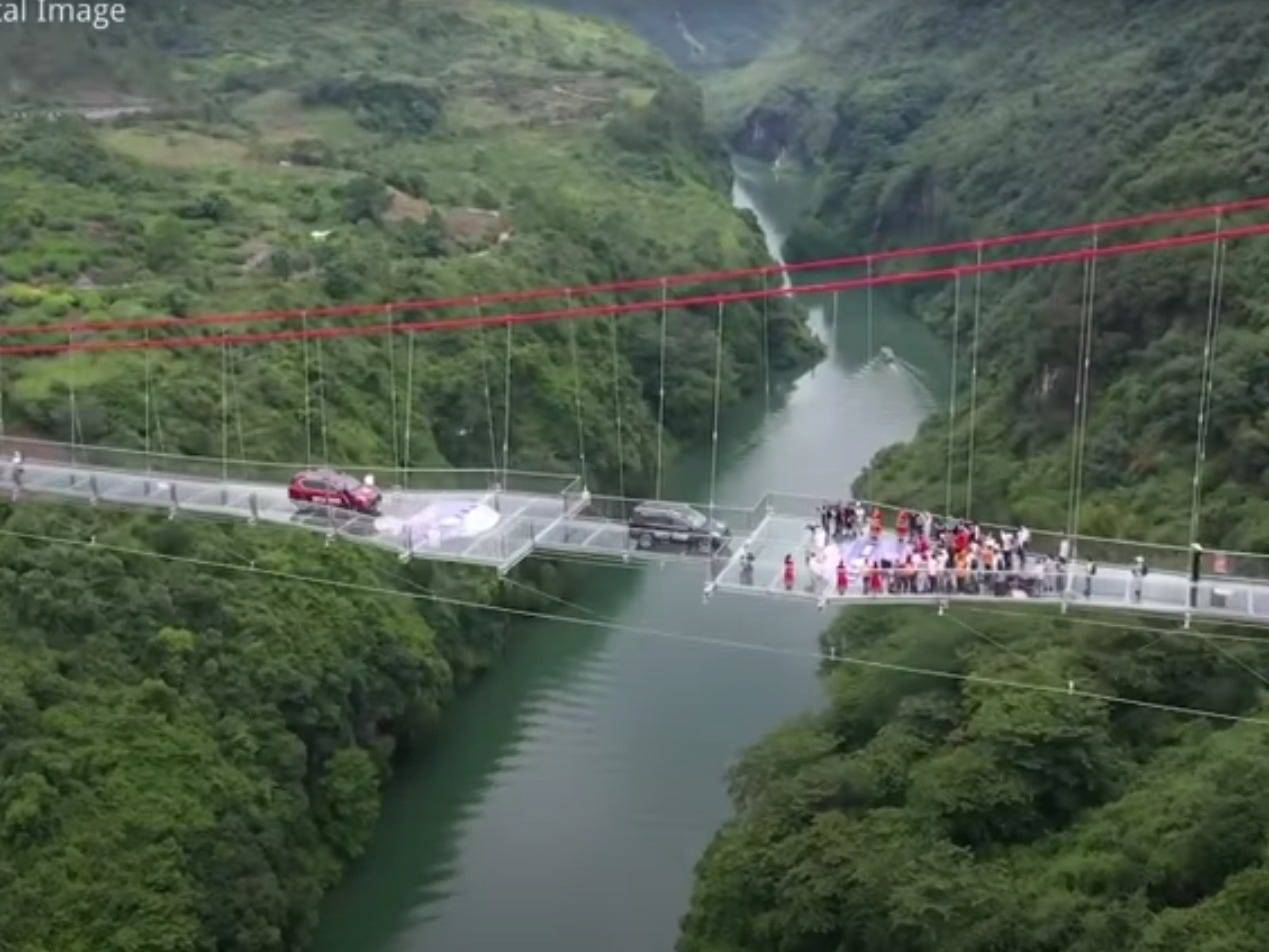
[864,259,878,501]
[220,334,229,481]
[1071,230,1100,553]
[229,341,246,461]
[609,312,626,505]
[301,309,312,465]
[965,243,984,518]
[474,298,499,476]
[956,603,1269,688]
[565,291,588,490]
[314,320,329,461]
[9,195,1269,344]
[655,281,668,499]
[1066,254,1093,540]
[151,349,166,455]
[709,302,725,526]
[1193,607,1269,688]
[14,223,1269,361]
[945,272,961,517]
[386,306,401,481]
[143,325,152,468]
[945,611,1063,676]
[761,272,771,415]
[865,256,874,358]
[1198,237,1229,527]
[502,319,513,489]
[66,330,78,465]
[1190,214,1228,549]
[950,606,1269,694]
[4,523,1269,729]
[403,322,415,483]
[831,288,839,355]
[962,603,1269,648]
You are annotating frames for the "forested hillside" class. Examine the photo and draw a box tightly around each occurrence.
[0,2,816,948]
[680,1,1269,949]
[681,607,1269,952]
[530,0,793,70]
[708,0,1269,545]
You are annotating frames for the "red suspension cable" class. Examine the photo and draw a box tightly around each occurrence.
[5,221,1263,358]
[3,195,1266,340]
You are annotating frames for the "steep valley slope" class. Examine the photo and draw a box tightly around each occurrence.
[672,2,1269,950]
[0,2,819,948]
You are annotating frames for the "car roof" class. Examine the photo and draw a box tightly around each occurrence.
[295,468,355,482]
[635,501,697,514]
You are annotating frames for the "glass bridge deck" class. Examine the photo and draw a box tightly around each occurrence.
[707,508,1269,625]
[2,439,1268,627]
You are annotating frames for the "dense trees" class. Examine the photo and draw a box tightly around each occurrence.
[302,76,444,138]
[681,1,1269,948]
[680,610,1269,951]
[718,0,1269,543]
[0,510,479,949]
[0,1,818,948]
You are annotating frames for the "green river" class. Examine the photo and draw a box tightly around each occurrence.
[312,157,950,951]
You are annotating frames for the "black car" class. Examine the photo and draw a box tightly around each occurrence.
[628,501,730,553]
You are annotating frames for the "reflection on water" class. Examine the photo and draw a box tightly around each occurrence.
[312,159,949,952]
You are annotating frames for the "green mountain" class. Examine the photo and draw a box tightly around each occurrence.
[525,0,794,70]
[679,1,1269,949]
[705,0,1269,546]
[0,2,817,948]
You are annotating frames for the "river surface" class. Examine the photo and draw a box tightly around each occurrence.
[312,157,948,952]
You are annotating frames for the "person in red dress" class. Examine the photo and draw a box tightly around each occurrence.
[868,560,883,595]
[783,554,796,591]
[836,559,849,596]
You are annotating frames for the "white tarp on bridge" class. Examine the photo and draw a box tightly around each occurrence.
[381,498,501,550]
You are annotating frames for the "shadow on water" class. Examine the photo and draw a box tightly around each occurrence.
[312,158,949,952]
[312,594,618,951]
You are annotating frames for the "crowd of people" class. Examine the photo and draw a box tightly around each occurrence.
[761,502,1060,599]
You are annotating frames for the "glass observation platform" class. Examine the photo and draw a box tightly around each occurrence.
[2,437,1267,627]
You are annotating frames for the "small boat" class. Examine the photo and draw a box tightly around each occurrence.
[879,346,896,365]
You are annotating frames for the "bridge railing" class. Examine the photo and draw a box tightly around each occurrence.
[5,435,1266,590]
[715,553,1269,622]
[492,470,581,498]
[577,493,769,534]
[0,435,582,497]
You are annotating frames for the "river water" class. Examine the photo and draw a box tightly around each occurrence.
[312,157,948,951]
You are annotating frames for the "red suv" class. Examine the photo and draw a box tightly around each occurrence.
[288,469,382,515]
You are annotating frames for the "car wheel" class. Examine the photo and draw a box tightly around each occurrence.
[637,531,654,550]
